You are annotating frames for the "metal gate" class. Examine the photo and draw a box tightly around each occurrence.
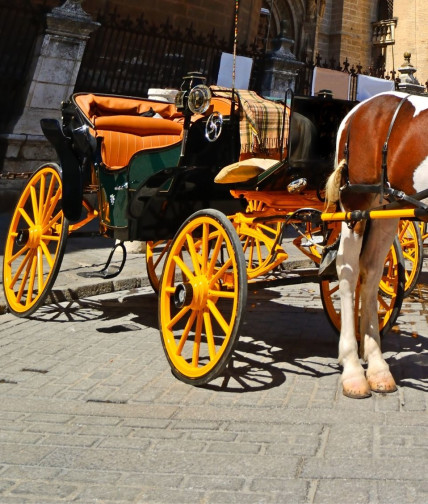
[75,9,263,97]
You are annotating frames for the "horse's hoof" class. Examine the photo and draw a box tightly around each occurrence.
[342,377,372,399]
[367,371,397,393]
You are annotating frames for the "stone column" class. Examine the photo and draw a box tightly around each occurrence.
[260,20,305,99]
[0,0,99,177]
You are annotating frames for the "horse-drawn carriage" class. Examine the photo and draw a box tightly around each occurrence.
[3,71,426,397]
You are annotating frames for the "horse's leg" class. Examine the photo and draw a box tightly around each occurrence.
[359,218,398,393]
[336,222,370,398]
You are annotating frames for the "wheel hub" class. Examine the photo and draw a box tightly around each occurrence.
[174,283,192,309]
[190,276,209,310]
[27,225,43,249]
[173,276,209,311]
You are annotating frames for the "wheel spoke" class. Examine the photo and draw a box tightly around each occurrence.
[207,298,231,335]
[173,254,196,282]
[208,288,236,299]
[30,185,40,225]
[41,174,56,223]
[166,303,192,331]
[39,239,55,268]
[10,248,33,290]
[203,309,217,360]
[38,172,46,221]
[378,293,394,311]
[154,242,169,267]
[209,257,233,287]
[18,207,35,228]
[207,233,223,278]
[37,246,44,293]
[43,209,63,234]
[201,223,209,274]
[42,188,62,228]
[192,312,203,367]
[26,254,38,306]
[176,310,197,355]
[8,243,30,265]
[185,234,202,276]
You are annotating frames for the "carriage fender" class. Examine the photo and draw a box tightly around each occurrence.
[40,118,83,222]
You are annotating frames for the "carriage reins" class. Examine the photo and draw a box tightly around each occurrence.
[340,94,428,214]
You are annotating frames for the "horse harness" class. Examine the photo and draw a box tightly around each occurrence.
[340,93,428,216]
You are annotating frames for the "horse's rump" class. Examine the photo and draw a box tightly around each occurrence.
[329,91,428,212]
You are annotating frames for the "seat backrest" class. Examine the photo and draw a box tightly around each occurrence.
[74,93,181,122]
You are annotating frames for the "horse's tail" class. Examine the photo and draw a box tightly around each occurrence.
[325,159,346,207]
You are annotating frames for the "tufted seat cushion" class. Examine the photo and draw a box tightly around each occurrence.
[94,115,183,137]
[98,130,182,170]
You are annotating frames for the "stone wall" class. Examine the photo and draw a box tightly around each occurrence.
[315,0,376,68]
[393,0,428,87]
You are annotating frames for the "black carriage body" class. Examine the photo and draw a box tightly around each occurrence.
[127,114,244,241]
[52,91,243,240]
[45,88,356,242]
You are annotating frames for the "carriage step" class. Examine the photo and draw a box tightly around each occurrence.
[78,241,127,279]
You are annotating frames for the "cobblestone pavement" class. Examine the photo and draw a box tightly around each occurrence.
[0,210,427,503]
[0,278,427,503]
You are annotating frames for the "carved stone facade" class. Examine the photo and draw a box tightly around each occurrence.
[28,0,428,87]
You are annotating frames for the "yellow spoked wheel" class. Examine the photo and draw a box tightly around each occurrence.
[320,236,405,338]
[159,209,247,385]
[3,164,69,316]
[237,200,287,280]
[146,240,171,293]
[393,219,423,297]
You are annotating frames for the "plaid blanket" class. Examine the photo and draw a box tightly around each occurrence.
[211,87,289,158]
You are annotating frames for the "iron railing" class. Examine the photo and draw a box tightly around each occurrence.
[75,9,264,98]
[295,53,400,100]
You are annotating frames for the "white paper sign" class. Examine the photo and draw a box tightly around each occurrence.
[217,52,253,90]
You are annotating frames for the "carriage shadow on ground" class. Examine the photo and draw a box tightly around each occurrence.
[28,285,427,395]
[27,286,340,393]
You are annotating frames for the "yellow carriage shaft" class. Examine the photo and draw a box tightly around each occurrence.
[321,208,425,222]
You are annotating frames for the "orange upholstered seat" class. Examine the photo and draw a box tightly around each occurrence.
[74,93,181,122]
[94,115,183,137]
[73,93,184,170]
[99,130,182,170]
[72,92,235,170]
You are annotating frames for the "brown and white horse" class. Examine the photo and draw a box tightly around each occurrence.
[326,91,428,398]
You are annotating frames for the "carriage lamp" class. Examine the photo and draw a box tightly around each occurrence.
[175,71,210,114]
[188,84,212,114]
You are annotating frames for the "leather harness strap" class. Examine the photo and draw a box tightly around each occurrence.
[380,94,409,202]
[339,93,428,222]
